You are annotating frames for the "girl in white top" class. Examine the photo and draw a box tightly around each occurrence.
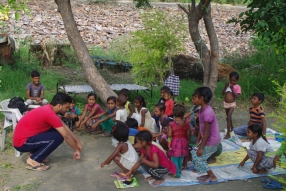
[101,122,139,172]
[238,124,278,174]
[133,95,157,132]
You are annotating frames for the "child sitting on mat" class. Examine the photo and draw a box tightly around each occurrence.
[126,130,176,186]
[101,122,139,173]
[238,124,279,174]
[90,96,117,136]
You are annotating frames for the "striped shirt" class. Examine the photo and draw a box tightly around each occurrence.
[249,106,265,124]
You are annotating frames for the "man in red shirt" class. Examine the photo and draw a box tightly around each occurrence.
[13,92,83,171]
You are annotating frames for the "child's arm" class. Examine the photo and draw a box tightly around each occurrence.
[92,111,116,129]
[167,125,172,149]
[127,103,134,118]
[83,107,99,123]
[101,143,124,168]
[26,89,41,102]
[40,90,45,100]
[77,107,87,123]
[126,153,145,176]
[195,131,201,145]
[222,82,228,95]
[140,109,147,127]
[252,151,263,173]
[184,112,192,119]
[238,154,249,167]
[91,110,107,120]
[197,122,210,156]
[261,118,266,135]
[186,125,191,141]
[141,152,159,168]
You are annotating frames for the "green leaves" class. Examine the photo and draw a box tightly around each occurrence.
[229,0,286,53]
[0,0,29,21]
[127,10,188,83]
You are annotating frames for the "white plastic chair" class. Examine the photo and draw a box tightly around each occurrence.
[0,99,10,110]
[0,109,21,156]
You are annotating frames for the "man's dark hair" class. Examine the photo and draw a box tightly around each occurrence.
[31,70,40,78]
[112,122,129,142]
[50,92,72,106]
[253,92,264,103]
[125,118,138,129]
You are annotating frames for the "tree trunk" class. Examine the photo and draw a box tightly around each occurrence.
[55,0,117,104]
[203,4,219,94]
[178,0,219,97]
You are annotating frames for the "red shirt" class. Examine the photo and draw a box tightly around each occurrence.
[13,105,63,147]
[164,99,174,116]
[141,144,176,174]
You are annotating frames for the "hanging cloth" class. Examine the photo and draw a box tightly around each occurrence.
[164,69,180,96]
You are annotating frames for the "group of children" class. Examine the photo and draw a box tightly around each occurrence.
[25,69,281,185]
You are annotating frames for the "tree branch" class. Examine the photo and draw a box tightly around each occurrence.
[191,0,196,12]
[177,4,189,15]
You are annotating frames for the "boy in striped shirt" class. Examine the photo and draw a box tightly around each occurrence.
[233,93,266,136]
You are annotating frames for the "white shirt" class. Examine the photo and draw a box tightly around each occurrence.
[250,137,274,153]
[115,108,127,123]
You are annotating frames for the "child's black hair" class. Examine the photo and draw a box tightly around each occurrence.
[125,118,138,129]
[155,103,166,112]
[31,70,40,78]
[112,121,129,142]
[195,117,199,125]
[87,93,97,99]
[135,95,146,107]
[247,124,268,143]
[252,92,264,103]
[118,88,130,98]
[161,86,171,92]
[172,104,185,118]
[194,87,212,104]
[163,87,173,96]
[229,71,239,80]
[161,118,172,127]
[107,96,117,103]
[135,130,152,145]
[117,94,127,106]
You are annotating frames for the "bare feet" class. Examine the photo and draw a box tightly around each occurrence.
[151,179,165,186]
[252,168,268,174]
[181,166,188,170]
[224,133,231,139]
[145,176,154,181]
[26,157,50,170]
[191,169,198,173]
[207,157,216,164]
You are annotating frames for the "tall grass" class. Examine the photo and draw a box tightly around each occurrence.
[221,49,286,103]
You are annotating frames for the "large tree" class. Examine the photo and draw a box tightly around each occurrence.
[55,0,117,103]
[178,0,219,94]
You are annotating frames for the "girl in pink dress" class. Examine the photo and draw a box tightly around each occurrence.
[76,93,103,131]
[167,104,190,178]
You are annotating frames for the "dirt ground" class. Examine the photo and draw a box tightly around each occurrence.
[0,107,285,191]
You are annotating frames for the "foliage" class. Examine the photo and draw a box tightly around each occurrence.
[127,10,187,83]
[228,0,286,53]
[270,81,286,187]
[221,40,286,102]
[0,0,29,21]
[212,0,248,5]
[133,0,151,8]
